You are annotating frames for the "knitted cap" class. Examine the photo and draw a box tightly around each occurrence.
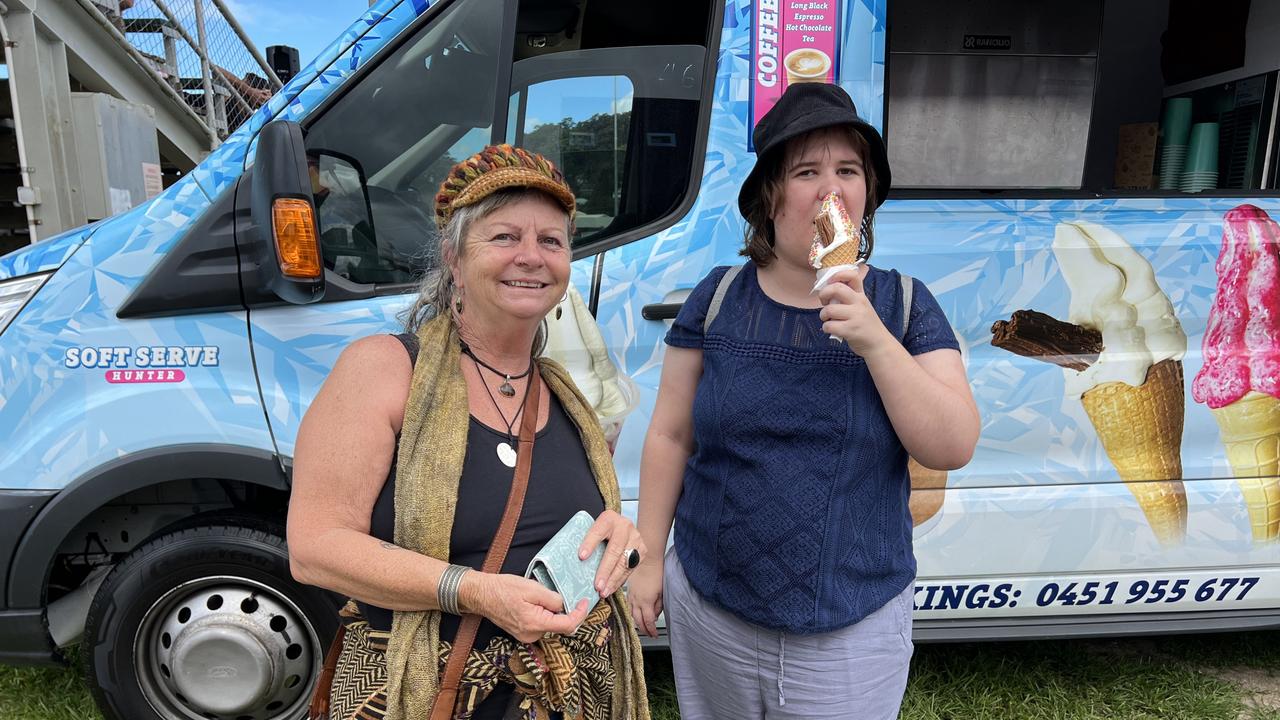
[434,144,576,228]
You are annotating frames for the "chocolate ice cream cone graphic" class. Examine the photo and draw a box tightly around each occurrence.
[1192,205,1280,543]
[992,220,1188,547]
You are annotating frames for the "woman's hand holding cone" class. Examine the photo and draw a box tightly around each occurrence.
[818,265,894,355]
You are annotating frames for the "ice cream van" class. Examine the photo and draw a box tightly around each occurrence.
[2,0,1280,718]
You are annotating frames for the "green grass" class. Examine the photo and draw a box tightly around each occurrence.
[902,639,1243,720]
[0,652,100,720]
[8,633,1280,719]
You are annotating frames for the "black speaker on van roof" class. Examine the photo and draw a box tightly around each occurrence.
[267,45,301,84]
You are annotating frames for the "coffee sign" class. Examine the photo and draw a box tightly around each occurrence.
[750,0,841,147]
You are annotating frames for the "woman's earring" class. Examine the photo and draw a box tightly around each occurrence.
[453,289,464,315]
[555,292,568,320]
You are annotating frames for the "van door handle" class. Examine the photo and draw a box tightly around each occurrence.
[641,303,683,320]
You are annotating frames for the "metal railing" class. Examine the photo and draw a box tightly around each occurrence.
[83,0,282,147]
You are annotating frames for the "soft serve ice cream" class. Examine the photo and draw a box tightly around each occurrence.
[543,286,637,453]
[1053,221,1187,395]
[991,221,1188,546]
[809,192,867,293]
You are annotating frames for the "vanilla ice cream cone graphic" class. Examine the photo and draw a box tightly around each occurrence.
[543,286,640,455]
[1192,205,1280,543]
[1056,221,1188,547]
[992,221,1188,546]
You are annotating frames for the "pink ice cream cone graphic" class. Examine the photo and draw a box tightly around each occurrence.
[1193,204,1280,543]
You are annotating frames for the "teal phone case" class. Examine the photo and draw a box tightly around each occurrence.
[525,510,605,613]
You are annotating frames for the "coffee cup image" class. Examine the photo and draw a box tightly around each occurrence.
[784,47,830,85]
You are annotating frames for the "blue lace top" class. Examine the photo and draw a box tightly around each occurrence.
[665,262,959,633]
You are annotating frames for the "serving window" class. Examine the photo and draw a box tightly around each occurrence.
[884,0,1280,195]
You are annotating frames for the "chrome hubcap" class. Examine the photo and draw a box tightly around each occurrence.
[135,577,317,720]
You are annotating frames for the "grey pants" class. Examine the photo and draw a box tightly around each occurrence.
[664,549,914,720]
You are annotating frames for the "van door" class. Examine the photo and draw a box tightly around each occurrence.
[245,0,721,473]
[501,2,721,508]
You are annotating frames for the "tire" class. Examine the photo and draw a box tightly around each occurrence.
[84,521,341,720]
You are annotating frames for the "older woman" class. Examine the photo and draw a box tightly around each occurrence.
[288,145,650,720]
[629,83,980,719]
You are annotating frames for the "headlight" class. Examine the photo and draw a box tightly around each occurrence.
[0,273,51,336]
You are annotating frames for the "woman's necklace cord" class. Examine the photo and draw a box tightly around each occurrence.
[464,349,534,468]
[461,344,534,397]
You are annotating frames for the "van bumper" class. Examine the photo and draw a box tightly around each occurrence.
[0,609,57,665]
[0,490,56,609]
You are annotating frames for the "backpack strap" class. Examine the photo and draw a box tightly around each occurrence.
[703,264,746,335]
[899,273,913,341]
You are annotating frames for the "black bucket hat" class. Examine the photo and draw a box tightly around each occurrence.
[737,83,891,219]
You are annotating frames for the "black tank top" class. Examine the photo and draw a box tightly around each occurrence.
[357,334,605,649]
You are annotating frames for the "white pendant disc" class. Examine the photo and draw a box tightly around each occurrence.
[496,442,517,468]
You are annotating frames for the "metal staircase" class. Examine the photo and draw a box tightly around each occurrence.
[0,0,283,252]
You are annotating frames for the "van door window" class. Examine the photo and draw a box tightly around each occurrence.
[513,75,634,241]
[507,42,708,250]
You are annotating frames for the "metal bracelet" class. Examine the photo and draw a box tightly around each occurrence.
[437,564,471,615]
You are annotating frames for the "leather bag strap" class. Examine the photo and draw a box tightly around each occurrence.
[430,372,542,720]
[307,622,347,720]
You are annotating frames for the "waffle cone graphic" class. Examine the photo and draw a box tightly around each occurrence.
[908,458,947,527]
[1080,358,1187,546]
[1211,391,1280,541]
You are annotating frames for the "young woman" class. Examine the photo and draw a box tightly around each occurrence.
[629,83,979,719]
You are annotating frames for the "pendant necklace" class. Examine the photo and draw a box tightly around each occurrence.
[466,351,534,468]
[462,345,534,398]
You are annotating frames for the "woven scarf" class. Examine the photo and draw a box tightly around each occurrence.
[384,313,651,720]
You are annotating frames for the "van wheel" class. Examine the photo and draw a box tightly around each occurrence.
[85,522,340,720]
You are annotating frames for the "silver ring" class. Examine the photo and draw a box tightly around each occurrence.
[623,547,640,570]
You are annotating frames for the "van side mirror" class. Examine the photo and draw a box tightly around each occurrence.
[252,120,325,304]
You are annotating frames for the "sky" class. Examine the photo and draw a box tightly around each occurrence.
[228,0,370,73]
[228,0,629,132]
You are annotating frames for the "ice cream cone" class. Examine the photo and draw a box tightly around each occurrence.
[907,457,947,527]
[810,192,864,271]
[820,239,860,268]
[1211,391,1280,541]
[1080,358,1187,546]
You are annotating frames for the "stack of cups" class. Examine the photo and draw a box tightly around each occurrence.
[1158,98,1192,190]
[1181,122,1219,193]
